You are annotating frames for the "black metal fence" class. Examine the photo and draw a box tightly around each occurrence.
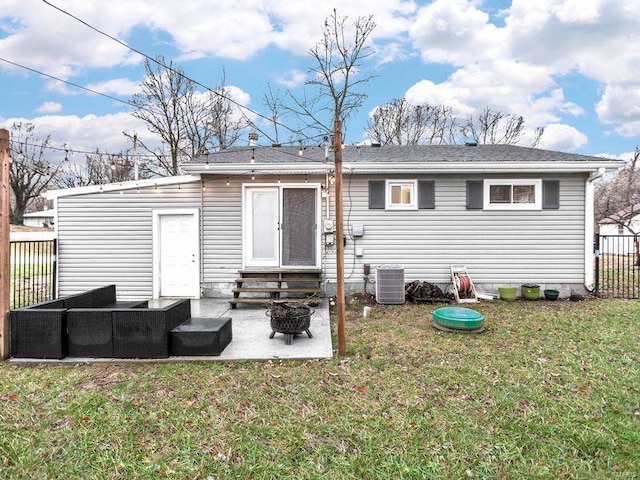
[594,234,639,299]
[9,239,57,308]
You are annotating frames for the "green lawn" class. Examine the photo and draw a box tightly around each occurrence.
[1,297,639,479]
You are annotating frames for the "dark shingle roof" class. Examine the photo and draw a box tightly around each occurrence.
[192,144,617,165]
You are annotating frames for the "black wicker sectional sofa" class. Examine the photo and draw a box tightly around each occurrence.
[9,285,187,359]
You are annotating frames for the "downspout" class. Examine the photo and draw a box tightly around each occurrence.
[584,168,606,292]
[52,198,59,299]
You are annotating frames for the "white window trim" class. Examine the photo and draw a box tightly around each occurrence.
[483,179,542,210]
[385,179,418,210]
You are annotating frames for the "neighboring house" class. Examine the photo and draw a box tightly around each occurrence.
[598,205,640,255]
[44,144,623,300]
[22,209,55,228]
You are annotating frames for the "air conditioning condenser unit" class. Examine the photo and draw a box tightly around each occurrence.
[375,266,405,304]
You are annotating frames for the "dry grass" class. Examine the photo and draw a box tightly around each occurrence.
[1,296,639,479]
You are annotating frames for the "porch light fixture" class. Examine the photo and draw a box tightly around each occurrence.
[205,159,210,170]
[110,159,116,170]
[226,177,230,186]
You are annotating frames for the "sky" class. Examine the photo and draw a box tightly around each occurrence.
[1,0,639,164]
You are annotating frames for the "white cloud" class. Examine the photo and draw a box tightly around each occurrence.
[409,0,505,65]
[538,123,588,151]
[275,69,307,89]
[36,101,62,113]
[1,112,150,159]
[85,78,142,96]
[400,0,640,148]
[405,79,476,118]
[596,85,640,137]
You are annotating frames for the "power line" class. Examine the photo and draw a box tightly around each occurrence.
[0,56,331,159]
[40,0,314,139]
[0,56,145,112]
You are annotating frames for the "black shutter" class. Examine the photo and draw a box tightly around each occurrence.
[542,180,560,209]
[418,181,435,209]
[466,181,483,209]
[368,181,385,209]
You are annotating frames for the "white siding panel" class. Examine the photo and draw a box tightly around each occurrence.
[57,183,201,300]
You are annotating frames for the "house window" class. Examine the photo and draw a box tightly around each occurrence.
[484,180,542,210]
[386,180,418,210]
[618,225,625,235]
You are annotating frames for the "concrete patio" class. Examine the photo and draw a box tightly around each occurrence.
[10,298,334,364]
[184,297,333,361]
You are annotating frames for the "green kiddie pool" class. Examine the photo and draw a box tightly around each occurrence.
[433,307,485,333]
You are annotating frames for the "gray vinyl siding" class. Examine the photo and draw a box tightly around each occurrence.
[56,182,201,300]
[201,175,242,290]
[323,173,587,292]
[55,171,588,300]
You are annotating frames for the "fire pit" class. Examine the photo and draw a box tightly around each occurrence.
[266,303,314,345]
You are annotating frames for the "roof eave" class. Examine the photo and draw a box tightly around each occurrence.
[182,164,333,175]
[183,160,623,175]
[44,174,202,199]
[343,161,624,174]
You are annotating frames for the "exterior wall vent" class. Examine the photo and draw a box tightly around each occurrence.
[375,265,405,304]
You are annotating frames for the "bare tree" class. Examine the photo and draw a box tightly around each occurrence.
[8,122,61,225]
[595,148,640,262]
[297,9,376,356]
[366,98,458,145]
[461,106,544,147]
[127,58,251,176]
[260,83,287,145]
[281,9,376,141]
[596,148,640,231]
[55,150,135,188]
[126,57,194,176]
[210,73,251,149]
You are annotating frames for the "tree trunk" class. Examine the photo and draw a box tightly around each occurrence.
[10,198,26,225]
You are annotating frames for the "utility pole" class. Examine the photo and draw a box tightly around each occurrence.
[334,120,346,356]
[133,133,139,181]
[1,129,11,359]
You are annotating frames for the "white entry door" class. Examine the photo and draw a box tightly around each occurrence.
[154,210,200,298]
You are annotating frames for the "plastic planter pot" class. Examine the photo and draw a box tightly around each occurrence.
[521,284,540,300]
[544,289,560,301]
[498,287,517,301]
